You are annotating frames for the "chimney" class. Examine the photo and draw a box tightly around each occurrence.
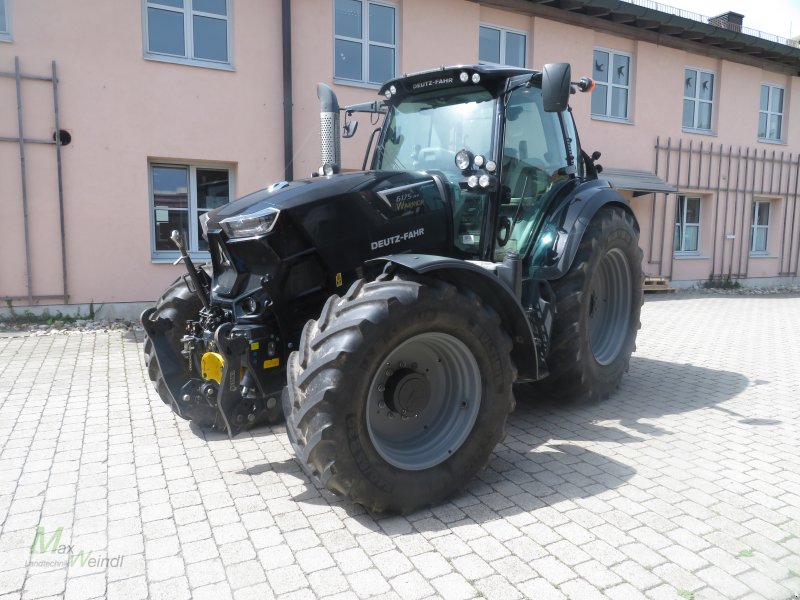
[709,11,744,32]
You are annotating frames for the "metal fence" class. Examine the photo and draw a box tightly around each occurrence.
[619,0,793,46]
[651,137,800,280]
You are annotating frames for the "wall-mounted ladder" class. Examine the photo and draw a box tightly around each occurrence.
[1,56,68,304]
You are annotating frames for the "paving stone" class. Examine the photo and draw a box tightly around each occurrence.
[346,568,390,597]
[430,572,477,600]
[696,565,750,598]
[5,298,800,600]
[389,571,435,600]
[187,557,227,588]
[265,564,307,595]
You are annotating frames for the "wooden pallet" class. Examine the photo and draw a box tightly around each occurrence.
[643,276,676,293]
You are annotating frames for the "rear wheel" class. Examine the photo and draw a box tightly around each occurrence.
[534,206,643,402]
[283,274,516,514]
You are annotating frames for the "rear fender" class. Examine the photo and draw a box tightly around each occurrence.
[531,182,638,281]
[370,254,541,382]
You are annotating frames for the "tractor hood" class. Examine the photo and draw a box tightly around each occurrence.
[210,172,390,222]
[204,170,452,299]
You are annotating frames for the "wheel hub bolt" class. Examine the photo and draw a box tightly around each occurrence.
[182,394,191,403]
[247,413,255,423]
[385,369,393,377]
[377,384,385,393]
[399,361,406,368]
[206,387,215,397]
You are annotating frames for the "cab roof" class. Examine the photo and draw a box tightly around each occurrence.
[378,64,539,105]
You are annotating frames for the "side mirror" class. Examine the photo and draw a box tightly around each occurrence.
[541,63,571,112]
[343,119,358,138]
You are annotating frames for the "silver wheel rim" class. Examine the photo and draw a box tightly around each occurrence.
[587,248,632,365]
[366,332,482,471]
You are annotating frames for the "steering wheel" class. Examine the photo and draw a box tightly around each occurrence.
[413,147,456,171]
[497,216,512,247]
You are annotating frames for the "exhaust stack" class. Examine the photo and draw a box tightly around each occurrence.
[317,83,340,173]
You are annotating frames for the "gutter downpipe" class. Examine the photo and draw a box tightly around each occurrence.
[282,0,294,181]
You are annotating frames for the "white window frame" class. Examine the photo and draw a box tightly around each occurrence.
[333,0,398,89]
[749,200,771,255]
[683,67,715,133]
[0,0,12,42]
[149,161,234,261]
[142,0,234,71]
[478,23,527,68]
[759,84,784,143]
[674,196,701,254]
[591,47,632,122]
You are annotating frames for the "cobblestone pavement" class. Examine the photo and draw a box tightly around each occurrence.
[1,295,799,600]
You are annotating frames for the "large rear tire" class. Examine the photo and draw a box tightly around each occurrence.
[283,275,516,514]
[534,206,643,403]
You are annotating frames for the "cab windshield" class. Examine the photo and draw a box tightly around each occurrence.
[375,89,497,178]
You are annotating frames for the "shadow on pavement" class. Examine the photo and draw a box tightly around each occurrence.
[273,356,754,529]
[512,356,754,442]
[148,342,754,529]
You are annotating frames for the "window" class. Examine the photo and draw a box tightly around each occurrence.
[759,84,784,142]
[479,25,526,68]
[674,196,700,253]
[750,201,770,254]
[0,0,11,42]
[144,0,231,68]
[683,68,714,131]
[151,164,231,257]
[591,49,630,120]
[334,0,396,85]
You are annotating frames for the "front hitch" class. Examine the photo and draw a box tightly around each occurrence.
[211,323,285,437]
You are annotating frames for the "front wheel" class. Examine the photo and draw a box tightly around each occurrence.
[283,275,516,514]
[534,206,643,403]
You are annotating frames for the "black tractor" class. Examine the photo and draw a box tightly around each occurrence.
[142,63,642,513]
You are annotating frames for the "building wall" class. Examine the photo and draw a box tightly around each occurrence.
[1,0,284,305]
[1,0,798,309]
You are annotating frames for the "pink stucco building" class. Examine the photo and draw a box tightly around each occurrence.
[1,0,799,316]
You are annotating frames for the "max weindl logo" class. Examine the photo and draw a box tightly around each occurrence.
[29,527,124,568]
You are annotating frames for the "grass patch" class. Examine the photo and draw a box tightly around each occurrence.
[703,275,741,290]
[1,301,95,326]
[738,549,754,558]
[678,591,695,600]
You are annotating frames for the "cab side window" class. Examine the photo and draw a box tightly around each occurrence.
[502,87,565,202]
[495,87,567,260]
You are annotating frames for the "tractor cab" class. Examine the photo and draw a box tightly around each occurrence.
[331,64,590,265]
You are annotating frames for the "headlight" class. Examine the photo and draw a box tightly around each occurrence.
[199,212,211,240]
[479,174,495,189]
[454,149,473,171]
[220,206,280,239]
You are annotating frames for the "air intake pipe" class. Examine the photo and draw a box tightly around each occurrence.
[317,83,340,174]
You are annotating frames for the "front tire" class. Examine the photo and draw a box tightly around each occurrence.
[535,206,643,403]
[283,275,516,514]
[142,276,218,428]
